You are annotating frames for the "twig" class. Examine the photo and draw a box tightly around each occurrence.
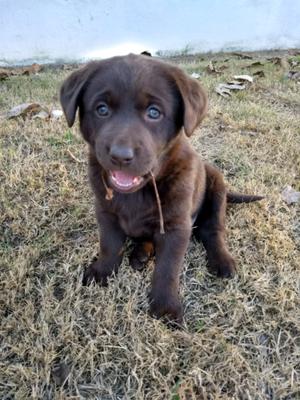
[67,149,85,163]
[150,171,165,234]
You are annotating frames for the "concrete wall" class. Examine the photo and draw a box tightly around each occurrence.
[1,0,300,65]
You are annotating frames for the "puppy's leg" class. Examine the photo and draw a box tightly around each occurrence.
[194,165,236,278]
[129,240,154,271]
[149,228,191,324]
[83,205,126,286]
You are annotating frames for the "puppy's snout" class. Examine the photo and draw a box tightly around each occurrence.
[109,144,134,166]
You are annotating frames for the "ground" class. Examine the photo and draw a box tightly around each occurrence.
[0,51,299,400]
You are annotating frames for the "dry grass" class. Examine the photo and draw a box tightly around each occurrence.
[1,52,299,400]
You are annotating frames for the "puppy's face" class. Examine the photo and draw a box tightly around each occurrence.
[60,55,207,193]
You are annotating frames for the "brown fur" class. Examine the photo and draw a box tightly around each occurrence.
[60,54,262,324]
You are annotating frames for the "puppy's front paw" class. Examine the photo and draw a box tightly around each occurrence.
[214,253,236,278]
[82,259,111,286]
[149,289,183,326]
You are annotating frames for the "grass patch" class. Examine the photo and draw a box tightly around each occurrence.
[1,52,299,399]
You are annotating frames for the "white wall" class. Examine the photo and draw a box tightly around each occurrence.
[1,0,300,65]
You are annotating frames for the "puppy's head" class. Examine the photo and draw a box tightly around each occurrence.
[60,54,207,193]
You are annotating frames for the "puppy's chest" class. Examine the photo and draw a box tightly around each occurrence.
[112,191,158,238]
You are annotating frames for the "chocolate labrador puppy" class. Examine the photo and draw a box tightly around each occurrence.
[60,54,262,324]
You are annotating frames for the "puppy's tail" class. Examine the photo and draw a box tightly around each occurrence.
[227,191,264,203]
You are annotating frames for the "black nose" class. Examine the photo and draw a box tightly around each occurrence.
[109,144,134,165]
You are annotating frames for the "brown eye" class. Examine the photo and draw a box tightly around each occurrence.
[97,103,110,117]
[147,106,161,120]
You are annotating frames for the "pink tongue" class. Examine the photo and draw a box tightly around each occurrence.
[113,171,136,185]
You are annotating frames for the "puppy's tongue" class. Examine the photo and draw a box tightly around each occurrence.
[111,170,142,189]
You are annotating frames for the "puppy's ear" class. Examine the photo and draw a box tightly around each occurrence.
[173,71,208,136]
[60,67,89,127]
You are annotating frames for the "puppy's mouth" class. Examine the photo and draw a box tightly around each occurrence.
[108,170,146,193]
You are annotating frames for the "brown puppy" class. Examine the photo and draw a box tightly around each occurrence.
[60,54,262,324]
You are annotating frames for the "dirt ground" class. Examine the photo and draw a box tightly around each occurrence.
[1,50,299,399]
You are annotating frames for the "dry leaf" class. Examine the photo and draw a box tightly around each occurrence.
[289,59,299,67]
[233,74,254,83]
[279,57,289,70]
[140,50,152,57]
[215,74,254,98]
[253,70,265,78]
[218,64,228,71]
[51,109,63,119]
[0,68,15,80]
[243,61,264,68]
[268,57,289,70]
[288,49,300,56]
[62,64,74,71]
[217,75,254,95]
[0,64,42,80]
[286,71,300,81]
[240,130,258,137]
[221,82,246,90]
[7,103,43,118]
[7,103,64,120]
[232,52,253,59]
[206,61,221,74]
[190,72,201,79]
[32,110,50,120]
[281,186,300,205]
[267,57,281,65]
[215,84,232,97]
[22,63,42,75]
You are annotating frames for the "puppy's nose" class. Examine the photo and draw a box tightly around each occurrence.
[109,144,134,165]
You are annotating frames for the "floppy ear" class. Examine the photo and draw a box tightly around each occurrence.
[60,67,89,127]
[173,71,208,136]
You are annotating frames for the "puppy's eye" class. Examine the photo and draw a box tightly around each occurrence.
[146,106,161,120]
[97,103,110,117]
